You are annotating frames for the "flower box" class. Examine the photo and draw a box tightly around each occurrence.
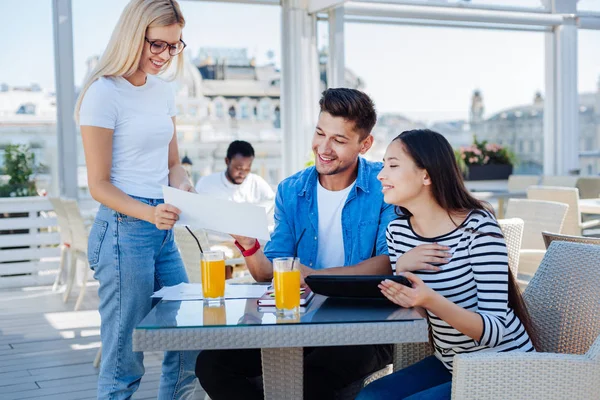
[466,164,513,181]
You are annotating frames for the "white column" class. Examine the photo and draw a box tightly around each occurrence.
[281,0,320,178]
[543,32,556,175]
[327,7,345,88]
[52,0,78,197]
[543,0,579,175]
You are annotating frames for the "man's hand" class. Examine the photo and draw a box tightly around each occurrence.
[395,243,451,273]
[179,182,196,193]
[153,204,180,230]
[298,263,315,286]
[231,234,257,251]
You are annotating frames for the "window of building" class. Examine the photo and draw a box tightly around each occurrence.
[16,103,36,115]
[215,101,224,119]
[240,99,250,119]
[259,98,272,120]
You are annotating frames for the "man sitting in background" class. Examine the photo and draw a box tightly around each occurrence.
[195,140,275,278]
[195,140,275,205]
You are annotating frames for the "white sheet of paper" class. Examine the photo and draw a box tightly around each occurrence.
[153,283,267,301]
[151,282,186,298]
[163,186,270,241]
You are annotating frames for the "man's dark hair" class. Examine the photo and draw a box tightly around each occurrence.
[319,88,377,139]
[226,140,255,160]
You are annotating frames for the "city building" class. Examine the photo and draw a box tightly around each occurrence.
[174,47,365,184]
[469,79,600,175]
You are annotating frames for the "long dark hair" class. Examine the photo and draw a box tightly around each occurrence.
[395,129,539,350]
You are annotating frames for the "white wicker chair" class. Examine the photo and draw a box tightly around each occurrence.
[498,218,524,279]
[541,175,578,188]
[48,197,72,291]
[173,227,247,284]
[173,227,211,283]
[507,174,540,193]
[61,198,92,311]
[576,176,600,199]
[451,241,600,400]
[504,199,568,282]
[527,186,600,236]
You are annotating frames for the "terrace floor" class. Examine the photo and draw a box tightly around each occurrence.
[0,282,206,399]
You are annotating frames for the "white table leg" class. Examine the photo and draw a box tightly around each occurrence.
[261,347,303,400]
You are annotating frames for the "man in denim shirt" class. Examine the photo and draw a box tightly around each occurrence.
[196,88,396,400]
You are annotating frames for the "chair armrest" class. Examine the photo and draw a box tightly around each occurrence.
[581,219,600,230]
[452,352,600,400]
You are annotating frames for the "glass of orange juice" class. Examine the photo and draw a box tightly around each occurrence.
[201,250,226,304]
[273,257,301,317]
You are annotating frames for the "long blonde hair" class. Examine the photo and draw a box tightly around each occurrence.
[74,0,185,123]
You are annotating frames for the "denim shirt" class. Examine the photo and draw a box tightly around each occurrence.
[263,157,396,269]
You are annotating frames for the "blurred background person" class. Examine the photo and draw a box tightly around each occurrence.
[195,140,275,278]
[195,140,275,205]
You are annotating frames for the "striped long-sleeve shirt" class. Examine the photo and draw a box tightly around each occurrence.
[387,209,534,371]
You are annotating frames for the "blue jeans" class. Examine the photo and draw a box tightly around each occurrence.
[88,198,198,399]
[356,355,452,400]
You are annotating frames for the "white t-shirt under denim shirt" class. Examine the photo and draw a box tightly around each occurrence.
[315,179,355,269]
[79,75,176,199]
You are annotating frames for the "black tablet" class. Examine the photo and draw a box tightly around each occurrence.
[305,275,412,299]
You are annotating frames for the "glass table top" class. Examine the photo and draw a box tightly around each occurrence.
[137,295,424,330]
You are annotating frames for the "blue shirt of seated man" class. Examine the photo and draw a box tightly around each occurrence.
[264,156,395,269]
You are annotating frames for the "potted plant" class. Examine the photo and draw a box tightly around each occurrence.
[455,137,516,181]
[0,144,40,197]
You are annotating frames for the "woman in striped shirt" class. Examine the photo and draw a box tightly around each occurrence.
[357,129,538,400]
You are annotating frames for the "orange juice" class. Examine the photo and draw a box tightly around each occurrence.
[274,270,301,310]
[201,259,226,298]
[203,304,226,325]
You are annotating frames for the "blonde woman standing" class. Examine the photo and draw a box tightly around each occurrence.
[75,1,197,398]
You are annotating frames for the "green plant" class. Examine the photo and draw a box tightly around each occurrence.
[305,153,315,168]
[455,136,517,173]
[0,144,39,197]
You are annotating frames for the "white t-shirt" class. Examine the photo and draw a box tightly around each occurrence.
[195,171,275,204]
[79,75,176,199]
[315,179,355,269]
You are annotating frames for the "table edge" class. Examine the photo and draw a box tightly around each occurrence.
[133,319,428,351]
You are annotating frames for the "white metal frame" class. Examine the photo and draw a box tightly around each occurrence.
[281,0,321,177]
[52,0,78,198]
[327,6,346,88]
[51,0,600,196]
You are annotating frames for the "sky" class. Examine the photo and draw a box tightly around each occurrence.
[1,0,599,123]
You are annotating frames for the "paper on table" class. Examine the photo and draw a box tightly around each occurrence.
[151,282,186,298]
[163,186,270,241]
[153,283,268,301]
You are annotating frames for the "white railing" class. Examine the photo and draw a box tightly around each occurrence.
[0,196,61,288]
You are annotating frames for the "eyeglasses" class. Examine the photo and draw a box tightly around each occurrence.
[145,37,186,56]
